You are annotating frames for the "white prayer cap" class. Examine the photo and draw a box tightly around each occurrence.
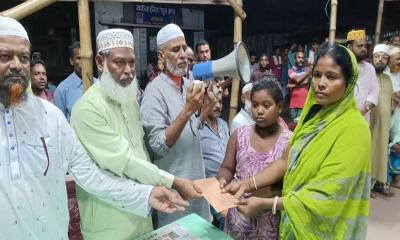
[242,83,253,94]
[373,44,390,55]
[0,16,29,42]
[389,47,400,56]
[156,23,184,47]
[96,28,133,53]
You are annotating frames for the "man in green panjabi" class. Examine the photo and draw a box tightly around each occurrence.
[71,28,202,240]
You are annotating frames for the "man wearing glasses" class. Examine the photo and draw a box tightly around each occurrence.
[141,23,217,226]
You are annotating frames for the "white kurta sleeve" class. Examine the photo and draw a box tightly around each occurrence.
[60,114,153,218]
[366,67,380,106]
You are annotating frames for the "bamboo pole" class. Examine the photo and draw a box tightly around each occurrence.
[226,0,246,20]
[374,0,385,45]
[0,0,56,20]
[328,0,338,45]
[77,0,93,92]
[228,0,243,127]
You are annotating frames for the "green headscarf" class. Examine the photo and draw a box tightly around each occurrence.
[281,45,371,240]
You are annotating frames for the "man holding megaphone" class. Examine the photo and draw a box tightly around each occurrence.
[141,23,218,226]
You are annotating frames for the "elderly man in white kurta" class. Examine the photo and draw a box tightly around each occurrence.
[141,24,216,226]
[0,16,187,240]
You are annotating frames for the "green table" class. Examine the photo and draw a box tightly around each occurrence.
[135,214,233,240]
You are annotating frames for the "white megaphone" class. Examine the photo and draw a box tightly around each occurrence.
[192,41,251,83]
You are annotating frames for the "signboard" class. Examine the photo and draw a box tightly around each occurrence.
[135,4,177,25]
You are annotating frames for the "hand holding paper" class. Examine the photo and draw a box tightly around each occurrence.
[194,177,237,212]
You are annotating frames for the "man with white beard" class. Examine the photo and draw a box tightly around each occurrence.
[70,29,198,239]
[141,23,218,226]
[0,17,188,240]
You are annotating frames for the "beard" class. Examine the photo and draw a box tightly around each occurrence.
[390,64,400,73]
[296,61,304,67]
[165,57,188,77]
[356,53,367,62]
[0,71,29,107]
[98,61,137,104]
[374,65,387,74]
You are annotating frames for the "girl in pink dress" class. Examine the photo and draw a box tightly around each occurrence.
[218,77,291,239]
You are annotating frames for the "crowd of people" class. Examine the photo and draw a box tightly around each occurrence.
[1,14,400,240]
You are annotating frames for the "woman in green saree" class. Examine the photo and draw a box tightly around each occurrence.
[223,43,371,240]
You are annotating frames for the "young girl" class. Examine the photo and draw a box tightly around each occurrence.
[217,76,291,239]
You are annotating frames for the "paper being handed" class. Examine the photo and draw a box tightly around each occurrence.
[194,177,237,212]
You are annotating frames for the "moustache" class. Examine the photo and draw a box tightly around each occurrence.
[178,61,188,68]
[4,73,27,81]
[118,77,134,87]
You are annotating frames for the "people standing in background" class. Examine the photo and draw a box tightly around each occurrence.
[370,44,394,196]
[54,42,97,122]
[196,39,211,62]
[270,46,282,81]
[308,40,320,65]
[251,53,273,82]
[30,52,54,103]
[347,29,379,124]
[281,47,290,99]
[231,83,254,133]
[249,50,259,74]
[288,51,311,121]
[388,47,400,189]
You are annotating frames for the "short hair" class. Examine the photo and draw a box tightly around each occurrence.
[195,39,210,53]
[249,50,257,57]
[295,50,304,58]
[69,41,80,58]
[251,75,283,104]
[259,53,268,59]
[30,52,46,69]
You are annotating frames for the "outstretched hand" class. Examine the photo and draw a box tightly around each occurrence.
[172,177,203,200]
[149,186,189,214]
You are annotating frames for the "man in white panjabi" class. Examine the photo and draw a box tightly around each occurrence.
[0,16,188,240]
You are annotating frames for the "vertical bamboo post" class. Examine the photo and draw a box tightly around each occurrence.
[374,0,385,45]
[228,0,243,127]
[328,0,338,45]
[77,0,93,93]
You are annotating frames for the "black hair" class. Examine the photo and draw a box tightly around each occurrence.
[249,50,257,57]
[251,75,283,104]
[294,50,304,58]
[259,53,269,59]
[273,45,280,52]
[69,41,80,58]
[30,52,46,69]
[195,39,209,53]
[312,43,353,86]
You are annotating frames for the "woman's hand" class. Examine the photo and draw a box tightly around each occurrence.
[236,196,268,216]
[222,179,251,199]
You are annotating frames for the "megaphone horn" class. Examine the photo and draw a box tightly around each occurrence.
[192,41,251,83]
